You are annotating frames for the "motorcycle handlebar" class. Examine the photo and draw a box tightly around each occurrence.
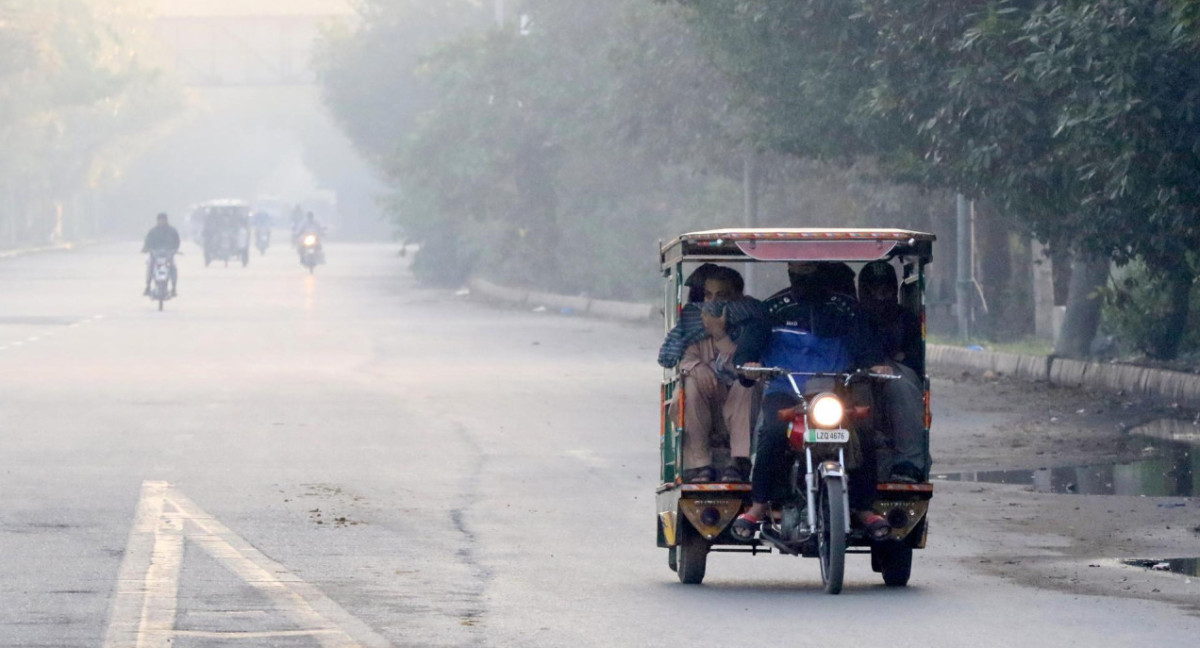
[735,366,901,385]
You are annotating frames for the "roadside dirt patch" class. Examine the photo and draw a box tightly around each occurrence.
[931,371,1200,611]
[932,371,1182,472]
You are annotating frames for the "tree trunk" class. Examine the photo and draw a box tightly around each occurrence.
[1149,270,1193,360]
[1049,243,1072,306]
[513,134,560,286]
[1052,255,1109,359]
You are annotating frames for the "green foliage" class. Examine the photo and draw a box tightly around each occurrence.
[674,0,1200,357]
[674,0,875,159]
[1101,260,1200,359]
[0,0,180,245]
[313,0,491,167]
[318,0,755,297]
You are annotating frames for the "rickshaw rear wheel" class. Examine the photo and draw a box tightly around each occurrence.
[872,543,912,587]
[676,521,708,585]
[667,546,678,573]
[817,477,846,595]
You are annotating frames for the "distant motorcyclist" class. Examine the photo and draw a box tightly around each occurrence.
[142,213,180,296]
[252,210,272,230]
[293,212,324,246]
[289,204,304,239]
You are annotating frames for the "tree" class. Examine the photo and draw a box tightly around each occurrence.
[0,0,179,245]
[676,0,1200,358]
[318,0,752,294]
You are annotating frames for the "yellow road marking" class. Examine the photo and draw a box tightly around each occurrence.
[103,481,392,648]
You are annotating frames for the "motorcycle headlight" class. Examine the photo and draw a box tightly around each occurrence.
[808,393,844,429]
[303,234,317,246]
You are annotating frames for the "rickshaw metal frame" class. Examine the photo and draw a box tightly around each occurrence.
[656,228,936,586]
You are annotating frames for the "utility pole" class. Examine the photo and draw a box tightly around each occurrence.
[955,193,974,343]
[743,146,760,295]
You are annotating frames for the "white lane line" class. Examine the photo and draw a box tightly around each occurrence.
[26,337,39,342]
[103,481,170,648]
[170,629,342,638]
[138,500,183,648]
[102,481,392,648]
[11,341,22,347]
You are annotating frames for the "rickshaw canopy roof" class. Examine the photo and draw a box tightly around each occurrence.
[660,228,935,267]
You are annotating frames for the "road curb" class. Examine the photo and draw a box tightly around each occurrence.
[467,276,1200,407]
[928,343,1200,409]
[468,277,654,322]
[0,240,99,260]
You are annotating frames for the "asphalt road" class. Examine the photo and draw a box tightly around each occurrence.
[1,241,1197,647]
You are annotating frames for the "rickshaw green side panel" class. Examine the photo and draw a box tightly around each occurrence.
[661,381,680,484]
[659,260,684,486]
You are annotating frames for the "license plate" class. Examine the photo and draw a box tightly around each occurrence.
[804,428,850,443]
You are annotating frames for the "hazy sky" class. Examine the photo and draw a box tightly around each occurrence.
[158,0,355,17]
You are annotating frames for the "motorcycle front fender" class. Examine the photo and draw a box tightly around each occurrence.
[817,460,844,480]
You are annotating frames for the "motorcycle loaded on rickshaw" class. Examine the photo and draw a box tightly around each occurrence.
[656,228,936,593]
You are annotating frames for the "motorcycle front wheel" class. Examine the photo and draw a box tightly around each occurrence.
[817,476,846,594]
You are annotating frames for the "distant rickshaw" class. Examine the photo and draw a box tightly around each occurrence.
[199,200,251,267]
[656,228,936,592]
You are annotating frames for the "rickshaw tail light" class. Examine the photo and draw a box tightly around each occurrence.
[852,405,871,420]
[809,394,844,428]
[923,390,932,429]
[787,420,806,452]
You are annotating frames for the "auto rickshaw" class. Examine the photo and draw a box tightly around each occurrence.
[656,228,935,592]
[200,199,252,267]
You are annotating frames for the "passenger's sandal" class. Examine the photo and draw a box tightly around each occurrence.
[731,513,762,540]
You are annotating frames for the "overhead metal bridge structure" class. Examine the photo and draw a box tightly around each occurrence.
[154,1,355,87]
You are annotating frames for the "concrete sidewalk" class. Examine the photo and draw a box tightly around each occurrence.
[0,240,98,260]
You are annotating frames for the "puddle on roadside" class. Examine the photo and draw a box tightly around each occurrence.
[935,419,1199,497]
[1123,558,1200,577]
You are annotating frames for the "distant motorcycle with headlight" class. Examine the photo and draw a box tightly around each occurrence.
[254,227,270,255]
[298,231,324,274]
[147,250,175,311]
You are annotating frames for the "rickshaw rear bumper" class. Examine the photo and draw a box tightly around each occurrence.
[872,482,933,547]
[656,483,751,547]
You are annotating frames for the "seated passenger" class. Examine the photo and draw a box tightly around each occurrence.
[658,263,720,369]
[663,266,768,483]
[858,260,930,483]
[733,261,891,540]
